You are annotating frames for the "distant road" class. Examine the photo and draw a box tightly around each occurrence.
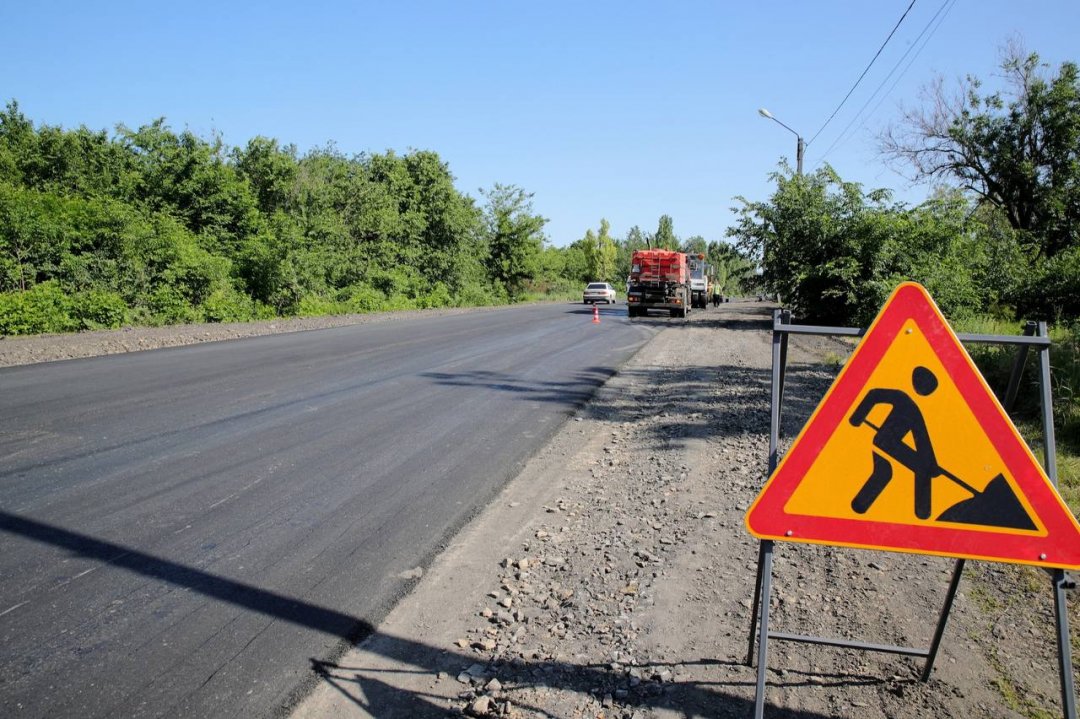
[0,302,659,717]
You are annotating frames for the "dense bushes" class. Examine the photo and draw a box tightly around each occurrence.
[0,101,756,336]
[0,103,547,335]
[728,165,1064,328]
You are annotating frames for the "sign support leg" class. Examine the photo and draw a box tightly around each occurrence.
[1053,569,1077,719]
[920,558,965,681]
[1036,321,1076,719]
[777,310,790,438]
[768,310,784,474]
[1003,321,1036,411]
[753,540,775,719]
[749,310,788,666]
[746,541,768,665]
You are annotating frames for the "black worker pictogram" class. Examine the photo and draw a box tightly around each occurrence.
[847,366,1036,530]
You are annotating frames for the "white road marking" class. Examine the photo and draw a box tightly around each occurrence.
[0,601,28,618]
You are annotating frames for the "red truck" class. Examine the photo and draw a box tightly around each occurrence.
[626,249,692,318]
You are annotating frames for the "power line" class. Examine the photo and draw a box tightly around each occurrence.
[817,0,957,163]
[807,0,918,147]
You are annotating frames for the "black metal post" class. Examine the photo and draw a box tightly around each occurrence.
[921,559,966,681]
[747,542,768,665]
[1003,322,1037,411]
[1036,322,1077,719]
[777,310,790,439]
[769,309,783,474]
[749,310,788,664]
[754,540,775,719]
[1054,568,1078,719]
[1038,322,1058,481]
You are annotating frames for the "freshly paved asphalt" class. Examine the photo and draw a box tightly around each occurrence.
[0,302,661,717]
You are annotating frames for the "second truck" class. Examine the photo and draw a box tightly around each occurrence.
[688,254,712,309]
[626,249,692,318]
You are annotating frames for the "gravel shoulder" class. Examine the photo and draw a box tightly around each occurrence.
[6,300,1073,717]
[290,300,1076,719]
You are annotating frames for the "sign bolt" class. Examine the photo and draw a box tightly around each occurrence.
[1040,553,1048,560]
[785,530,793,537]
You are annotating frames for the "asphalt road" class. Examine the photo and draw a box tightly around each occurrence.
[0,302,662,718]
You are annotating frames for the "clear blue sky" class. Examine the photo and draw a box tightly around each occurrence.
[1,1,1077,247]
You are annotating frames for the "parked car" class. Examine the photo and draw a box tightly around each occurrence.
[583,282,617,304]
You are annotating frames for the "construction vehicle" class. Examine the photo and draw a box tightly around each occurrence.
[688,254,712,309]
[626,249,691,318]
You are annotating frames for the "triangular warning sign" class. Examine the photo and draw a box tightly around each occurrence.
[746,282,1080,569]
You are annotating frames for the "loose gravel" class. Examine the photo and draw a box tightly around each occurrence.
[6,300,1074,717]
[294,300,1076,719]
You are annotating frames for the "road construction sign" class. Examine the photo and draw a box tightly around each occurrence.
[746,282,1080,569]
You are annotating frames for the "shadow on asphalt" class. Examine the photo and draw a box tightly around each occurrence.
[423,299,839,453]
[0,301,865,717]
[0,510,889,719]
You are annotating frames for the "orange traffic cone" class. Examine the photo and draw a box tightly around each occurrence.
[592,305,600,324]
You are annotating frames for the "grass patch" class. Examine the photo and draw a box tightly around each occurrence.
[964,579,1001,612]
[820,350,846,369]
[983,642,1058,719]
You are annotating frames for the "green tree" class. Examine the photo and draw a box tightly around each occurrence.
[118,120,261,256]
[728,163,990,325]
[706,240,755,296]
[614,225,649,283]
[233,136,298,215]
[882,47,1080,262]
[480,184,546,298]
[682,235,707,256]
[654,214,677,249]
[580,219,617,282]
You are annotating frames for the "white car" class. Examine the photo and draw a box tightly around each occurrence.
[583,282,617,304]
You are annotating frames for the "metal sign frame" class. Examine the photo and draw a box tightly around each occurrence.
[746,309,1076,719]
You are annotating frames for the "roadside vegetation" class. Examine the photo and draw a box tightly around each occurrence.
[727,47,1080,512]
[0,104,755,337]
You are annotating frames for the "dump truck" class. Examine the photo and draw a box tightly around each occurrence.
[688,254,711,309]
[627,249,691,318]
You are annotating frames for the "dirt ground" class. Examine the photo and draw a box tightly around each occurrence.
[285,300,1077,719]
[5,300,1075,718]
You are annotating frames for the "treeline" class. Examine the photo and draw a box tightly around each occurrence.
[0,101,754,335]
[729,50,1080,328]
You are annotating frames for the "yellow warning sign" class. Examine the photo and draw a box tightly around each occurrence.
[746,282,1080,568]
[784,316,1043,533]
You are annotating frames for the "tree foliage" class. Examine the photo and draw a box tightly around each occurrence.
[0,101,753,335]
[653,214,677,249]
[0,102,561,334]
[880,46,1080,321]
[882,49,1080,263]
[728,164,1009,325]
[480,184,546,299]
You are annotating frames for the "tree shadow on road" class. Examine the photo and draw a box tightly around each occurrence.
[423,301,842,454]
[422,360,838,454]
[0,510,886,719]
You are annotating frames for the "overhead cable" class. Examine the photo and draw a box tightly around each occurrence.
[818,0,957,163]
[807,0,918,147]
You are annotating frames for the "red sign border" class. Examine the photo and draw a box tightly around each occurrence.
[745,282,1080,569]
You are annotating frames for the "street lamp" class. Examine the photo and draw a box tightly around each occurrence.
[758,107,804,176]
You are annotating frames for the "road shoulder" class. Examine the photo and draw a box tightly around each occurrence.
[291,301,1070,719]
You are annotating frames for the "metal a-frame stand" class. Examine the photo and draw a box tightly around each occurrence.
[745,310,1076,719]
